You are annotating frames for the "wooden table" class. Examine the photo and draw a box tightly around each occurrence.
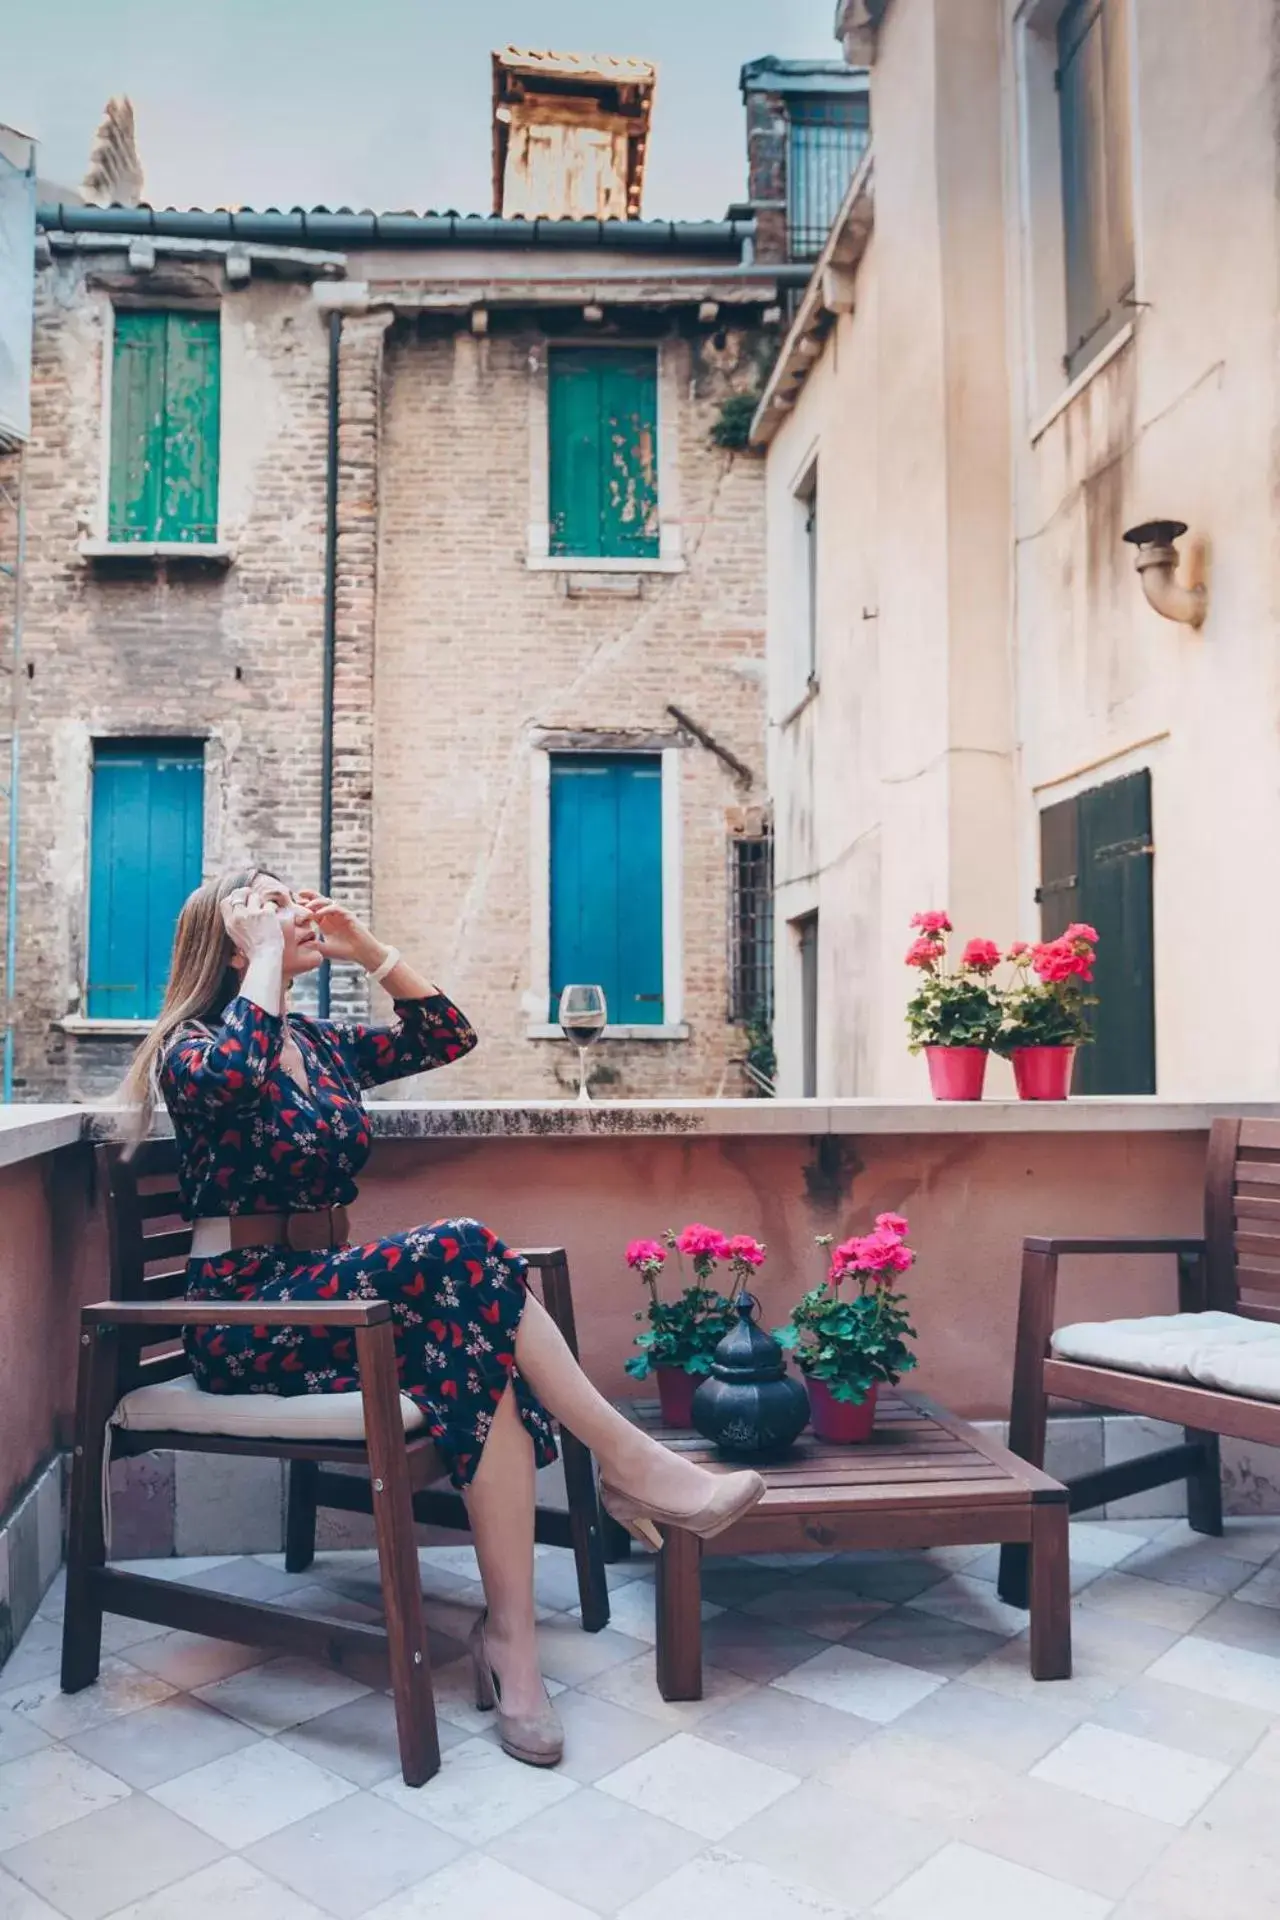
[620,1391,1072,1700]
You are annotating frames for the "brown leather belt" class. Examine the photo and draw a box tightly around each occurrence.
[189,1207,351,1259]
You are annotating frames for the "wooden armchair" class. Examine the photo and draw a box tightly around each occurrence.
[61,1142,610,1787]
[999,1116,1280,1605]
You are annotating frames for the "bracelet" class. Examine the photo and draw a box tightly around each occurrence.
[367,945,400,986]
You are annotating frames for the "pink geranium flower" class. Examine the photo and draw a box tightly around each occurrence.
[625,1239,666,1270]
[910,910,952,934]
[675,1224,729,1260]
[874,1212,909,1238]
[905,937,944,970]
[725,1234,767,1268]
[961,939,1001,974]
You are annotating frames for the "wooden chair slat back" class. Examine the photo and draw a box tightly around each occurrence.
[102,1143,192,1303]
[1207,1116,1280,1313]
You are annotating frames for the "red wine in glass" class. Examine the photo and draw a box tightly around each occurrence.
[558,985,607,1103]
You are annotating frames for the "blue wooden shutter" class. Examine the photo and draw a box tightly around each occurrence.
[88,742,205,1018]
[549,755,664,1024]
[548,349,659,560]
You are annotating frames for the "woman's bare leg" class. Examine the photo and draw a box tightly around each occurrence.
[462,1384,546,1718]
[514,1293,721,1512]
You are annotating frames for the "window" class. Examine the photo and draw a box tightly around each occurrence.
[1057,0,1134,378]
[549,754,664,1025]
[1038,768,1154,1093]
[728,825,774,1025]
[109,311,220,543]
[795,912,819,1098]
[87,740,204,1018]
[787,93,871,259]
[548,347,659,560]
[792,463,819,692]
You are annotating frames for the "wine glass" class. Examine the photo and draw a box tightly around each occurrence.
[558,984,607,1104]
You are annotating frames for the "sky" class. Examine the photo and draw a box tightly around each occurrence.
[7,0,840,220]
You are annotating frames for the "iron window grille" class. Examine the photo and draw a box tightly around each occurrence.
[787,95,871,260]
[728,827,775,1025]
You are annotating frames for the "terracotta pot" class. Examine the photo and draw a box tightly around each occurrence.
[924,1046,989,1102]
[1012,1045,1076,1101]
[806,1378,879,1443]
[655,1366,699,1429]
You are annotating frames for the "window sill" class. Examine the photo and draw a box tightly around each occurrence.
[56,1016,154,1037]
[1030,322,1135,445]
[526,1022,690,1043]
[79,540,234,566]
[526,555,685,575]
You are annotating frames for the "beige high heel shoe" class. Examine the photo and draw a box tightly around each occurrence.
[599,1467,766,1551]
[469,1614,564,1769]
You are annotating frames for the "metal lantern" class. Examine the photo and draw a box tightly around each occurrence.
[691,1292,809,1458]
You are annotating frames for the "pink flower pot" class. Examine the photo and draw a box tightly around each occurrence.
[1012,1046,1076,1101]
[807,1379,879,1444]
[924,1046,989,1102]
[655,1367,698,1429]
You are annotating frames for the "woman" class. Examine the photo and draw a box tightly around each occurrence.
[121,868,764,1769]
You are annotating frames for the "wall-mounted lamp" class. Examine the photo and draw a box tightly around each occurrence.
[1122,520,1207,629]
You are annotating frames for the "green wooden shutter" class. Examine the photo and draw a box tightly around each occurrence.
[549,755,664,1024]
[88,742,205,1018]
[548,349,659,559]
[108,311,220,543]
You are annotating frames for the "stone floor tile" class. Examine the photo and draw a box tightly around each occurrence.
[965,1774,1177,1898]
[1147,1631,1280,1711]
[697,1612,833,1684]
[373,1735,577,1846]
[809,1553,950,1606]
[65,1693,261,1790]
[101,1854,329,1920]
[1188,1761,1280,1867]
[1153,1517,1280,1564]
[1065,1522,1156,1569]
[889,1678,1089,1770]
[1032,1722,1229,1825]
[819,1728,1014,1829]
[491,1782,703,1912]
[0,1791,223,1920]
[0,1747,131,1853]
[923,1542,997,1574]
[245,1789,463,1919]
[533,1555,604,1614]
[905,1574,1036,1639]
[0,1662,176,1741]
[363,1852,598,1920]
[1189,1595,1280,1658]
[34,1572,66,1623]
[0,1623,63,1692]
[616,1847,859,1920]
[579,1652,753,1728]
[1119,1537,1256,1596]
[112,1557,240,1586]
[182,1558,318,1604]
[965,1608,1178,1714]
[1077,1572,1220,1633]
[1110,1827,1280,1920]
[0,1863,62,1918]
[120,1630,266,1692]
[845,1605,1006,1678]
[873,1842,1113,1920]
[534,1618,649,1687]
[273,1582,384,1626]
[772,1644,944,1724]
[421,1652,563,1737]
[727,1776,945,1908]
[1089,1675,1272,1765]
[693,1683,876,1776]
[1231,1560,1280,1610]
[548,1690,672,1785]
[597,1729,797,1841]
[96,1617,170,1658]
[0,1711,50,1770]
[962,1547,1104,1597]
[700,1563,800,1609]
[573,1579,719,1646]
[191,1655,370,1735]
[149,1739,355,1847]
[742,1583,888,1642]
[277,1689,468,1788]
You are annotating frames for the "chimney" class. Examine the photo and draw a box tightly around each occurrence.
[491,49,656,221]
[83,96,145,207]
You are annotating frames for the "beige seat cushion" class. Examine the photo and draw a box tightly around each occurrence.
[1051,1310,1272,1382]
[1185,1339,1280,1404]
[112,1373,426,1441]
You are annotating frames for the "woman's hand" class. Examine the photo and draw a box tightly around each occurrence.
[295,890,385,971]
[221,888,285,960]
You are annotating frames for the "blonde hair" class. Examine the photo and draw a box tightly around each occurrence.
[117,866,262,1148]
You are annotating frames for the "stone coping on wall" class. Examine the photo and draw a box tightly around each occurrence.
[0,1097,1276,1172]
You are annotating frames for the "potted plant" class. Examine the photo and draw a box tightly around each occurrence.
[624,1225,737,1426]
[776,1213,918,1442]
[905,913,1003,1100]
[995,924,1098,1100]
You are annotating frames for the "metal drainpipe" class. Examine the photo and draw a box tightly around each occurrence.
[2,460,26,1101]
[317,309,341,1019]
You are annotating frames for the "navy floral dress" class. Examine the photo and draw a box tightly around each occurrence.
[161,992,557,1488]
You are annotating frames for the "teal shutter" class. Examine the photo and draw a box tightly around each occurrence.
[549,755,664,1024]
[88,742,205,1018]
[548,349,659,559]
[108,311,220,542]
